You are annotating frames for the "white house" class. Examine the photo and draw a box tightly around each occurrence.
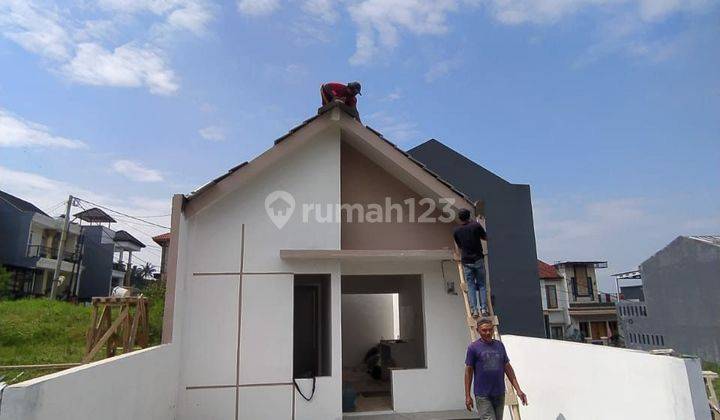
[0,103,711,420]
[538,260,570,339]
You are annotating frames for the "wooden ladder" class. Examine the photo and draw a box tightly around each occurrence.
[454,253,522,420]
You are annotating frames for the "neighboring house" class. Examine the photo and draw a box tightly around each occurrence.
[621,236,720,363]
[74,208,145,299]
[1,103,712,420]
[408,139,545,337]
[554,260,619,344]
[153,232,171,282]
[621,285,644,301]
[538,259,570,339]
[0,190,83,298]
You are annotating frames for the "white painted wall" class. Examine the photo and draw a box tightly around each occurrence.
[341,294,395,367]
[502,335,711,420]
[0,345,178,420]
[174,126,343,420]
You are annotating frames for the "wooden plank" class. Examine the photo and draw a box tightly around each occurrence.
[0,363,81,370]
[82,306,129,363]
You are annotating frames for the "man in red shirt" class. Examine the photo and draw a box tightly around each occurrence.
[320,81,362,120]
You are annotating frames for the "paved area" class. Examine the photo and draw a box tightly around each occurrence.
[343,409,478,419]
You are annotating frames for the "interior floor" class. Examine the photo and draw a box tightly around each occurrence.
[343,366,392,413]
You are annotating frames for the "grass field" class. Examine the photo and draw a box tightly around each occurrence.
[0,283,164,384]
[703,361,720,399]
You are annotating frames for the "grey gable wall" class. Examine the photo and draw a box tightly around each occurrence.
[0,199,34,268]
[408,139,545,337]
[641,236,720,362]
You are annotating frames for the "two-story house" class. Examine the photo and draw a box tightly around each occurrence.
[0,190,83,298]
[73,207,146,299]
[538,259,570,339]
[554,260,618,344]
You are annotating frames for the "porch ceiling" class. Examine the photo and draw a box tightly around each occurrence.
[279,249,454,261]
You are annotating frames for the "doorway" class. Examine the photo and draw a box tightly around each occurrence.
[340,274,426,414]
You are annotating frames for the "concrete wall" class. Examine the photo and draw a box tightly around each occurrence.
[77,226,114,299]
[641,236,720,362]
[0,345,178,420]
[341,294,395,367]
[502,335,711,420]
[340,142,456,250]
[408,140,545,337]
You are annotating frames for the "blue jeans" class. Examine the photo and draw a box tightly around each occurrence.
[463,259,487,314]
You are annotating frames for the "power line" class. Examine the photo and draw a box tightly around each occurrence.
[74,197,170,230]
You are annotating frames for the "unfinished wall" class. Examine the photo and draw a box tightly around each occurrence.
[341,262,469,413]
[341,294,395,367]
[340,142,456,251]
[502,335,711,420]
[342,275,426,369]
[0,345,178,420]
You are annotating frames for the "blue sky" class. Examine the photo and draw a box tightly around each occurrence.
[1,0,719,290]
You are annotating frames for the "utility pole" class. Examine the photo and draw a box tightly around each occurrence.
[50,195,73,300]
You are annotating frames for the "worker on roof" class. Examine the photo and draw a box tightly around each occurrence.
[320,81,362,121]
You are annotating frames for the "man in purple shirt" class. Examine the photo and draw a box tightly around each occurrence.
[464,318,527,419]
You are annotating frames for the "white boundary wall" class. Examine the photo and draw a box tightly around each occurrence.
[0,345,178,420]
[502,335,711,420]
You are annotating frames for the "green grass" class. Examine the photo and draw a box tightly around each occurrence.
[0,284,165,384]
[703,361,720,399]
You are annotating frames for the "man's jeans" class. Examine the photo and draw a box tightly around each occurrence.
[463,259,487,314]
[475,394,505,420]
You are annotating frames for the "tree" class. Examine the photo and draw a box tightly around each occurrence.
[140,262,156,280]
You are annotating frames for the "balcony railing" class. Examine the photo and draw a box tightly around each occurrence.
[27,245,79,263]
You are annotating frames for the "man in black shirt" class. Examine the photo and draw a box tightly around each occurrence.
[453,208,488,317]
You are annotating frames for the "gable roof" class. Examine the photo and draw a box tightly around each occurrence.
[689,235,720,247]
[0,190,49,217]
[74,207,117,223]
[184,101,474,217]
[153,232,171,246]
[114,230,145,248]
[538,259,562,280]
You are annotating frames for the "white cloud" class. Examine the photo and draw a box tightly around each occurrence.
[365,112,420,144]
[237,0,281,15]
[348,0,460,65]
[0,165,169,266]
[0,0,213,95]
[61,43,179,95]
[112,160,164,182]
[199,125,226,141]
[382,89,403,101]
[302,0,339,23]
[424,57,461,82]
[0,108,87,149]
[0,0,72,60]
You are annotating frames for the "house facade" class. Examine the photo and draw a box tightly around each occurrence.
[538,259,570,339]
[555,261,619,344]
[0,190,83,298]
[621,236,720,362]
[0,104,712,420]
